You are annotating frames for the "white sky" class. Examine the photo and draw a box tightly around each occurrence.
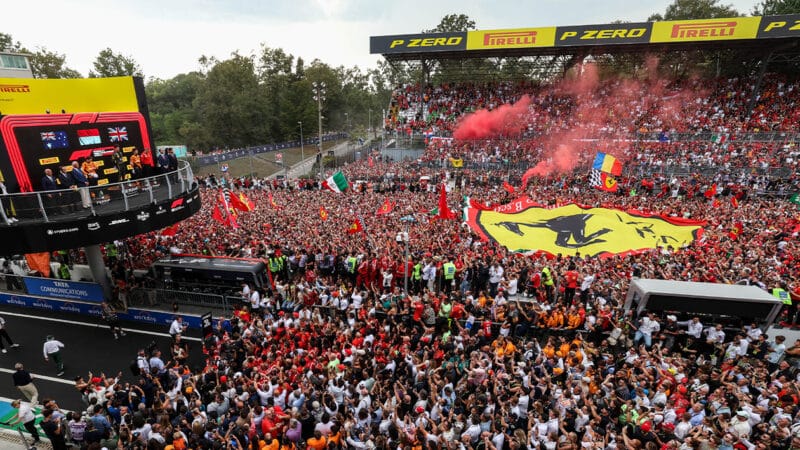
[4,0,761,80]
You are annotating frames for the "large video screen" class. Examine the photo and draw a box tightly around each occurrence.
[0,112,153,192]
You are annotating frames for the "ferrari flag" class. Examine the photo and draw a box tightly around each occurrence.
[465,197,705,257]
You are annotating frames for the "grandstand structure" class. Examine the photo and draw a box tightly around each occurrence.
[372,14,800,115]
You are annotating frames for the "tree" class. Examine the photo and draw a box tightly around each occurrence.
[649,0,740,21]
[28,48,82,78]
[752,0,800,14]
[89,48,143,78]
[0,33,22,52]
[423,14,476,33]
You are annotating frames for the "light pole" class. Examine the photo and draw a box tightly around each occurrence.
[312,81,326,182]
[399,214,416,294]
[298,121,304,174]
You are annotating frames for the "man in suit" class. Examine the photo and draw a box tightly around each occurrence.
[57,166,78,213]
[157,149,169,175]
[41,168,59,215]
[70,161,91,209]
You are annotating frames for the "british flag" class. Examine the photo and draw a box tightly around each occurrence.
[108,127,128,142]
[40,132,55,141]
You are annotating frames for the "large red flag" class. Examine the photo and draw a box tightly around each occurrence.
[269,193,281,210]
[228,191,250,212]
[212,204,225,224]
[347,219,364,234]
[376,199,394,215]
[161,224,179,236]
[437,184,456,220]
[502,181,516,194]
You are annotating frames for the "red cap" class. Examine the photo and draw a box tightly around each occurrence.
[640,422,651,432]
[415,406,424,414]
[220,375,228,383]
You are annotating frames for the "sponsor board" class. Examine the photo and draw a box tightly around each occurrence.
[556,22,652,46]
[650,16,760,42]
[757,14,800,38]
[22,277,105,303]
[467,28,556,49]
[0,292,202,328]
[0,76,139,115]
[38,156,60,166]
[369,32,467,54]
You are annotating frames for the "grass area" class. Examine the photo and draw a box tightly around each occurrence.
[193,140,343,178]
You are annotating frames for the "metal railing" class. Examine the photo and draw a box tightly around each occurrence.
[0,161,196,225]
[149,288,232,313]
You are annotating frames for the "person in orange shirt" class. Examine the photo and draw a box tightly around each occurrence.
[81,156,99,185]
[546,308,564,329]
[491,335,516,359]
[130,149,143,178]
[306,430,328,450]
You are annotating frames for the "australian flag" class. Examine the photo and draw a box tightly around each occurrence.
[40,131,69,150]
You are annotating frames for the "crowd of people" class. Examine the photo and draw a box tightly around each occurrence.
[8,74,800,450]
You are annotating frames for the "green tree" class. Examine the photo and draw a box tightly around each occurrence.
[89,48,143,78]
[752,0,800,14]
[0,33,22,52]
[649,0,740,21]
[423,13,477,33]
[28,48,82,78]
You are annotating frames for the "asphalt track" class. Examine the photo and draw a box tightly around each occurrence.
[0,304,205,412]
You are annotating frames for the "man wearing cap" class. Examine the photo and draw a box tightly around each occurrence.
[12,362,38,405]
[730,410,752,439]
[43,334,65,376]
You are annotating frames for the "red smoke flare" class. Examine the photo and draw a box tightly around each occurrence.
[453,95,531,140]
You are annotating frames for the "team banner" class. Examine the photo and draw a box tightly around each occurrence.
[369,32,467,54]
[650,16,760,43]
[556,22,652,46]
[0,77,139,115]
[466,198,704,257]
[371,15,800,55]
[22,277,105,303]
[466,27,557,50]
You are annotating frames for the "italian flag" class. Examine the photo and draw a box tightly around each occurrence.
[323,171,349,193]
[711,133,727,144]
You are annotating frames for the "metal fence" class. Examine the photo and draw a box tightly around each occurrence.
[191,133,349,167]
[0,161,196,225]
[128,287,233,313]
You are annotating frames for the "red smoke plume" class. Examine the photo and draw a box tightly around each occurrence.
[453,95,531,140]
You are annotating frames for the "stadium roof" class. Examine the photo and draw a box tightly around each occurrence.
[371,14,800,61]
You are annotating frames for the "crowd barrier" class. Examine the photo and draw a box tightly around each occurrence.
[0,290,203,329]
[191,133,348,167]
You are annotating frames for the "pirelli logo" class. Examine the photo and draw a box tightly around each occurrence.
[0,84,30,93]
[483,31,537,46]
[670,21,737,38]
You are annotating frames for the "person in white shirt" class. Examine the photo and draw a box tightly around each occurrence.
[633,313,660,348]
[42,335,65,376]
[488,263,504,297]
[10,399,39,443]
[678,317,704,339]
[169,316,187,341]
[250,289,261,312]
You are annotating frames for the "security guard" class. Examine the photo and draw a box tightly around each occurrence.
[58,262,71,280]
[411,259,423,294]
[268,252,282,280]
[442,258,456,294]
[542,266,555,303]
[346,253,358,284]
[772,282,792,325]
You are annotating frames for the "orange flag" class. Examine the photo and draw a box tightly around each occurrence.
[26,252,51,277]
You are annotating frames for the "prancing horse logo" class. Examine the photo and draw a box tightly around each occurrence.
[495,214,612,249]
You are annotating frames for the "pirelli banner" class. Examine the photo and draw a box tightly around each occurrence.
[370,14,800,54]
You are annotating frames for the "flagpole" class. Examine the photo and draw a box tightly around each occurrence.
[355,209,376,250]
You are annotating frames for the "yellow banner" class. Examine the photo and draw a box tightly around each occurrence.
[650,16,760,43]
[468,202,704,257]
[39,157,60,166]
[467,27,557,50]
[0,76,139,115]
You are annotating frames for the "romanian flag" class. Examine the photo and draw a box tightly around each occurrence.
[376,199,394,215]
[319,207,329,221]
[592,152,622,176]
[347,218,364,234]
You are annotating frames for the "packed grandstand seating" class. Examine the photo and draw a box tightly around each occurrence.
[27,74,800,450]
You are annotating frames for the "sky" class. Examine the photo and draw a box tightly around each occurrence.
[4,0,761,80]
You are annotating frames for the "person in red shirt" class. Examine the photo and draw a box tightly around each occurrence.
[563,264,580,305]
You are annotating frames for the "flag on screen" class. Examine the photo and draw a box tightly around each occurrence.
[376,199,394,215]
[347,218,364,234]
[40,131,69,150]
[590,169,618,192]
[108,127,128,142]
[592,152,622,176]
[323,171,349,193]
[77,129,101,146]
